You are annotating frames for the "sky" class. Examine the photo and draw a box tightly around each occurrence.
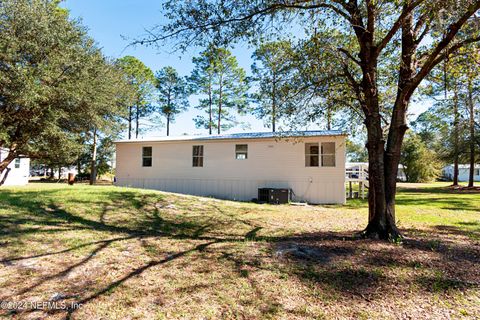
[63,0,431,139]
[63,0,269,138]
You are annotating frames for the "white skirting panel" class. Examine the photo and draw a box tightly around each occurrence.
[115,178,346,204]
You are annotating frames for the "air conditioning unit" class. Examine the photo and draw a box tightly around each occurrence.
[258,188,291,204]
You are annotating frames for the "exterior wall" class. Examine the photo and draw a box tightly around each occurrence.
[0,150,30,186]
[115,136,346,204]
[443,165,480,182]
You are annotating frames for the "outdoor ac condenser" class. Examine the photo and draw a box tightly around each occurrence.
[258,188,291,204]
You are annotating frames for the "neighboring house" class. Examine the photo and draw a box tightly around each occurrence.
[115,130,347,204]
[0,149,30,186]
[346,162,407,182]
[442,164,480,182]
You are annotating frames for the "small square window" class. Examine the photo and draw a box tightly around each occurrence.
[142,147,152,167]
[235,144,248,160]
[14,158,20,169]
[193,145,204,167]
[305,143,319,167]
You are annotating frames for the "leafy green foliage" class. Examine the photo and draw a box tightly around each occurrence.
[190,45,249,134]
[346,140,368,162]
[116,56,156,138]
[155,66,190,136]
[401,133,442,183]
[250,41,298,132]
[0,0,133,177]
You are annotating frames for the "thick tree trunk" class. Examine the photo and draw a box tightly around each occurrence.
[363,111,397,239]
[90,128,98,186]
[468,80,475,187]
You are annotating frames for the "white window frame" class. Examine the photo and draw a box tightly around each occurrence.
[14,158,21,169]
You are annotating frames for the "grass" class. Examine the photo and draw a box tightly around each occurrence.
[0,182,479,319]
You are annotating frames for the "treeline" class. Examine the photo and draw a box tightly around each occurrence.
[0,0,339,185]
[0,0,135,185]
[347,47,480,185]
[122,40,341,138]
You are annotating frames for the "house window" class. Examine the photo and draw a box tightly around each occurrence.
[475,169,480,176]
[142,147,152,167]
[14,158,20,169]
[193,145,204,167]
[235,144,248,160]
[305,143,319,167]
[321,142,336,167]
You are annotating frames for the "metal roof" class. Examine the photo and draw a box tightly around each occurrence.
[115,130,346,143]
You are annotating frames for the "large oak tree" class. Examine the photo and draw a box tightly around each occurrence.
[139,0,480,240]
[0,0,133,185]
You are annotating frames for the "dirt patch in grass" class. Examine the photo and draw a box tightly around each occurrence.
[0,184,479,319]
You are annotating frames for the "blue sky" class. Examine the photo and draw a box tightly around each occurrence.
[63,1,430,138]
[63,0,270,138]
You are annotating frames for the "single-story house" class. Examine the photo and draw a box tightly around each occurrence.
[442,164,480,182]
[0,149,30,186]
[115,130,347,204]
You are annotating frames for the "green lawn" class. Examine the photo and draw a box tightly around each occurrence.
[0,182,479,319]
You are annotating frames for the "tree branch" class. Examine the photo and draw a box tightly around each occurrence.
[375,0,425,57]
[338,47,361,65]
[411,1,480,91]
[134,1,351,46]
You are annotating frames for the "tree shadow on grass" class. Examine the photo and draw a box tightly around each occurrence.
[1,188,479,318]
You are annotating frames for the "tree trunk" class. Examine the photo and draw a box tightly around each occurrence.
[453,84,460,186]
[0,168,11,186]
[217,75,223,135]
[166,113,171,136]
[58,166,62,180]
[326,107,332,130]
[90,128,98,186]
[0,150,16,186]
[166,91,171,136]
[272,73,277,133]
[135,104,140,139]
[208,77,213,135]
[128,105,133,140]
[468,79,475,187]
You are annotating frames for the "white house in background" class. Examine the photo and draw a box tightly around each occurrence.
[442,164,480,182]
[346,162,407,181]
[0,149,30,186]
[115,130,347,204]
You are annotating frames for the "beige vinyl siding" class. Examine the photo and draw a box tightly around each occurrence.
[115,135,346,204]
